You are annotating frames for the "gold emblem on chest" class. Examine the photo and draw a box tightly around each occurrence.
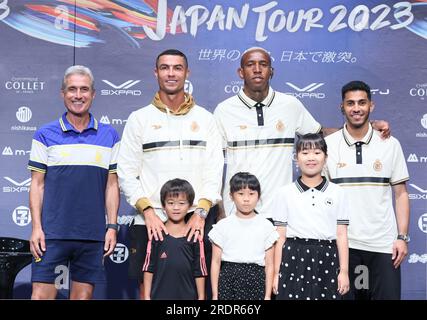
[373,159,382,172]
[191,121,199,132]
[276,120,285,132]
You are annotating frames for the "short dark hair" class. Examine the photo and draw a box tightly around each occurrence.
[229,172,261,197]
[156,49,188,68]
[240,47,272,68]
[296,133,328,156]
[341,80,371,101]
[160,178,195,206]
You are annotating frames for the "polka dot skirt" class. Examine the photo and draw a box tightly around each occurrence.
[276,237,339,300]
[218,261,265,300]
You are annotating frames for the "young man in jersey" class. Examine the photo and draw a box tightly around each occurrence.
[214,47,390,220]
[117,49,223,299]
[325,80,410,300]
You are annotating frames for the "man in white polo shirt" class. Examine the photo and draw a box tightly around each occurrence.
[325,80,410,300]
[214,48,389,219]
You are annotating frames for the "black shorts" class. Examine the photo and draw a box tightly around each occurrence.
[128,222,149,283]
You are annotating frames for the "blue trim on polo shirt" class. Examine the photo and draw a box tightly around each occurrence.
[28,160,47,172]
[33,113,118,148]
[59,112,98,133]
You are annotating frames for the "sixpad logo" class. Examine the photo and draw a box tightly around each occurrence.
[12,206,31,226]
[101,80,141,96]
[3,177,31,193]
[284,82,325,99]
[109,243,129,263]
[409,184,427,200]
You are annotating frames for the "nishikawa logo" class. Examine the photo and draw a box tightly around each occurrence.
[16,106,32,123]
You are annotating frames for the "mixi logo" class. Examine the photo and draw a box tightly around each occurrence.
[284,82,325,99]
[99,115,127,126]
[2,146,31,156]
[5,77,45,94]
[407,153,427,163]
[12,206,32,226]
[109,243,129,263]
[101,79,141,96]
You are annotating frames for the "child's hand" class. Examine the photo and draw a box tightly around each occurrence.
[337,271,350,296]
[272,273,279,295]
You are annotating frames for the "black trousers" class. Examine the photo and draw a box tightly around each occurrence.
[185,204,219,300]
[344,248,401,300]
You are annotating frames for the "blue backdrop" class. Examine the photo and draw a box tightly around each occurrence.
[0,0,426,299]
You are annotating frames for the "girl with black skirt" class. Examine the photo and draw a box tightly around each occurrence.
[272,133,350,300]
[209,172,279,300]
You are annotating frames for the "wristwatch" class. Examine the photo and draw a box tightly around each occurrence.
[397,234,410,243]
[195,208,208,219]
[107,223,119,232]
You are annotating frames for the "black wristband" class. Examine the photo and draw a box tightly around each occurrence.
[107,223,119,231]
[142,206,153,213]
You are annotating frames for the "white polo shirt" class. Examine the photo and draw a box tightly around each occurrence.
[272,178,349,240]
[214,88,321,218]
[208,213,279,266]
[325,124,409,253]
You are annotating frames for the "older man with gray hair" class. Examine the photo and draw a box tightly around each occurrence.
[28,65,120,299]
